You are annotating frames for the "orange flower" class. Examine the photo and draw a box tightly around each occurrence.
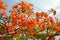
[2,3,7,10]
[10,9,16,16]
[8,24,16,33]
[17,13,25,20]
[36,12,41,19]
[38,21,46,30]
[43,17,48,22]
[26,3,33,10]
[27,18,35,25]
[21,1,33,16]
[21,1,33,11]
[38,21,43,25]
[55,27,60,33]
[12,15,17,20]
[41,12,45,16]
[0,0,3,8]
[21,19,27,27]
[0,1,59,39]
[21,1,26,11]
[56,22,60,27]
[44,12,48,17]
[1,9,6,16]
[0,0,7,17]
[28,26,33,33]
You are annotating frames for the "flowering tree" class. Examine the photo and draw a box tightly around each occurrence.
[0,0,60,40]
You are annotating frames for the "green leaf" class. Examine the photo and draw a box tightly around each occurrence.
[35,33,47,39]
[23,36,28,40]
[16,36,23,40]
[35,28,40,32]
[41,38,46,40]
[50,27,55,31]
[47,26,55,31]
[16,36,28,40]
[29,36,33,39]
[7,35,14,40]
[23,27,28,31]
[0,25,4,32]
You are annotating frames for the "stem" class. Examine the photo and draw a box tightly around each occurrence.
[0,17,9,34]
[38,39,39,40]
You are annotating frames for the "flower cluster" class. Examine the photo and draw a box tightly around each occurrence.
[0,0,60,40]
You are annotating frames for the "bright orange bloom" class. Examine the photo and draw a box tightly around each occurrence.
[20,1,33,16]
[21,19,27,27]
[0,0,3,8]
[1,10,6,16]
[43,17,48,22]
[20,1,27,11]
[10,9,16,16]
[28,26,33,33]
[36,12,41,19]
[56,22,60,27]
[7,24,17,33]
[44,12,48,17]
[0,1,60,39]
[55,27,60,33]
[27,18,35,25]
[0,0,7,17]
[17,13,25,20]
[2,3,7,10]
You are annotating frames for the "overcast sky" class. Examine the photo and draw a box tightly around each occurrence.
[3,0,60,40]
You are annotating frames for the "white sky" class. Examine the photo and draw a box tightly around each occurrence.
[26,0,60,18]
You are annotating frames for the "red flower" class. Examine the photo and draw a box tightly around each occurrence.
[51,8,56,15]
[49,16,54,23]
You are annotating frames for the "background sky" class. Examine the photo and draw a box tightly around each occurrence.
[3,0,60,18]
[3,0,60,40]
